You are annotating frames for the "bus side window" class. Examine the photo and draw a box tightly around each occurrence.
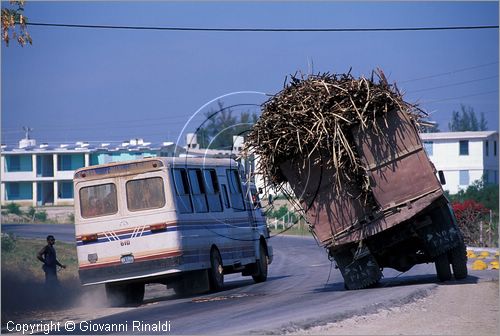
[221,184,230,209]
[188,169,208,213]
[172,168,193,213]
[203,169,223,212]
[226,169,245,211]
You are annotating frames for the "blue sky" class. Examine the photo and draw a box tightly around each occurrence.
[2,1,498,146]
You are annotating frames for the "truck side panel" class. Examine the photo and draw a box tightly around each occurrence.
[353,109,443,210]
[280,109,444,248]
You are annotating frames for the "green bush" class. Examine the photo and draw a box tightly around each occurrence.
[5,202,22,216]
[1,234,16,252]
[34,210,47,222]
[26,206,36,219]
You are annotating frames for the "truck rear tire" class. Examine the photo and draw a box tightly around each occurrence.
[208,248,224,291]
[449,240,468,280]
[252,243,268,283]
[332,247,382,290]
[435,253,452,281]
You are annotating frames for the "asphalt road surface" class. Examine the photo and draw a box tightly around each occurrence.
[2,223,75,243]
[3,224,498,335]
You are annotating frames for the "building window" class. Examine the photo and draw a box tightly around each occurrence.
[5,182,32,200]
[58,181,74,199]
[9,183,19,198]
[423,141,433,156]
[5,155,32,172]
[57,154,84,171]
[483,170,490,184]
[485,141,489,156]
[459,170,470,186]
[36,155,54,177]
[8,156,20,171]
[89,154,102,166]
[459,140,469,156]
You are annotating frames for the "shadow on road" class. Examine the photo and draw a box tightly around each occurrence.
[315,274,481,293]
[380,274,480,288]
[142,274,292,306]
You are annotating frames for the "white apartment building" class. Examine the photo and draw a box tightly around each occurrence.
[420,131,499,194]
[0,138,185,206]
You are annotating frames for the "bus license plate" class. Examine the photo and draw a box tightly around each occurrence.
[121,255,134,264]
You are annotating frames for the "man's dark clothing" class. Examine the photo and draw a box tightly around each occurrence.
[39,245,60,287]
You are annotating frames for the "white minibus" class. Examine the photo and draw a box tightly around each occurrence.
[73,157,272,305]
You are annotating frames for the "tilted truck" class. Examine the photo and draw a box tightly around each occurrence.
[247,72,468,289]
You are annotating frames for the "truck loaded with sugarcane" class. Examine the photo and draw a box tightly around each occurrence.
[246,70,468,289]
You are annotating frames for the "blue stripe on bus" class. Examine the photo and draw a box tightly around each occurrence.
[76,223,267,246]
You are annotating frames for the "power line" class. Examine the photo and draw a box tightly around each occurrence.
[26,22,499,32]
[1,103,262,132]
[399,61,499,83]
[408,75,499,93]
[423,90,498,104]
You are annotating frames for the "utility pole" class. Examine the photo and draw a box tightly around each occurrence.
[489,209,493,247]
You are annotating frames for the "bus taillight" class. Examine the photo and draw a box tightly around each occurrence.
[150,223,167,232]
[81,234,98,243]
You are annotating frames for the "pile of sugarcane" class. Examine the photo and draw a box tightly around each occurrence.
[245,69,425,204]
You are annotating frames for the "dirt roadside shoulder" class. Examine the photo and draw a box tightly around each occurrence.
[293,281,499,335]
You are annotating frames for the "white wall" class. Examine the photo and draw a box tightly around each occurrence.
[425,135,499,194]
[441,169,485,194]
[426,139,484,171]
[1,171,36,182]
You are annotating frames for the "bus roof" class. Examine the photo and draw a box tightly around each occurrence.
[74,157,240,180]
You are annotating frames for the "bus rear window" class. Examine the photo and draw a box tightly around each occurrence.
[126,177,165,211]
[80,183,118,218]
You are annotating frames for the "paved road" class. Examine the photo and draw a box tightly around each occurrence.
[3,225,498,334]
[2,224,75,243]
[85,236,497,335]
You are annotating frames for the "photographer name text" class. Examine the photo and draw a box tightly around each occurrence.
[6,320,171,334]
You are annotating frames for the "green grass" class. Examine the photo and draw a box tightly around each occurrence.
[1,235,79,281]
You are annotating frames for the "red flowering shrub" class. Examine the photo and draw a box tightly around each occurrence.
[452,200,490,246]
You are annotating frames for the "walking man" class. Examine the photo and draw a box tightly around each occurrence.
[37,235,66,288]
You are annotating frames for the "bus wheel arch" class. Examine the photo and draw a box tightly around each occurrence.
[259,236,269,259]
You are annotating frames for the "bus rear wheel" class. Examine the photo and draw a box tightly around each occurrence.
[208,248,224,292]
[105,282,144,306]
[252,243,268,283]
